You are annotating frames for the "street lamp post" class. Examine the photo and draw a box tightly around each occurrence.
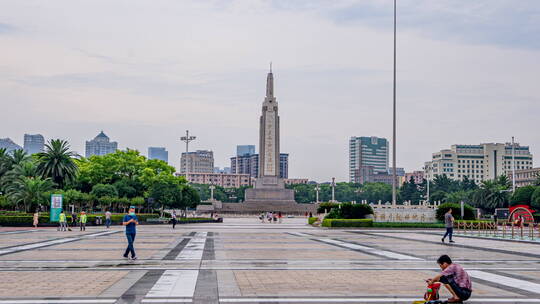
[180,130,196,182]
[331,177,336,203]
[209,185,215,201]
[315,184,320,203]
[391,0,398,206]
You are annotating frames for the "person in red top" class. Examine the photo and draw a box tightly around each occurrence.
[427,255,472,303]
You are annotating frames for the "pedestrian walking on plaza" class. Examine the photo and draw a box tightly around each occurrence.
[71,211,77,229]
[426,255,472,302]
[272,212,278,223]
[123,206,139,260]
[442,208,455,243]
[171,210,177,229]
[79,211,87,231]
[259,212,265,223]
[58,210,67,231]
[278,211,282,224]
[33,210,39,228]
[105,209,112,228]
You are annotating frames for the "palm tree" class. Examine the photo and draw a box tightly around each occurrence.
[36,139,79,189]
[11,149,30,166]
[0,148,14,180]
[472,179,510,211]
[5,176,54,212]
[1,161,38,191]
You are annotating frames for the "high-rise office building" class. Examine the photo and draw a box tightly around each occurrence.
[23,134,45,154]
[349,136,389,183]
[236,145,255,157]
[0,138,23,154]
[148,147,168,163]
[230,153,288,179]
[388,167,405,177]
[85,131,118,157]
[424,142,534,184]
[180,150,214,173]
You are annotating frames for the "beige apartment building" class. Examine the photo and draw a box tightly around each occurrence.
[180,150,214,174]
[424,143,533,184]
[507,168,540,187]
[178,172,251,188]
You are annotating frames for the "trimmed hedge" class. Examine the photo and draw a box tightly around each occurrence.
[436,203,475,221]
[373,222,445,228]
[322,219,373,228]
[0,213,160,226]
[308,217,318,225]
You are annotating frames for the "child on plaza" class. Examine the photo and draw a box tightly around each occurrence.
[33,210,39,228]
[426,255,472,303]
[79,211,87,231]
[58,210,67,231]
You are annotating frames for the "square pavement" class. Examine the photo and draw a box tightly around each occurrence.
[0,219,540,303]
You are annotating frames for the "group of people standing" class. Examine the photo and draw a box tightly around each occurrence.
[259,211,283,223]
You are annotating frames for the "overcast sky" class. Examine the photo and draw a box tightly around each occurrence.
[1,0,539,182]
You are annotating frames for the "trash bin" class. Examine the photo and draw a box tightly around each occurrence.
[95,216,103,225]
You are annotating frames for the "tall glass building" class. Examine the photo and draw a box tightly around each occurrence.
[148,147,168,163]
[23,134,45,154]
[236,145,255,157]
[85,131,118,157]
[349,136,389,183]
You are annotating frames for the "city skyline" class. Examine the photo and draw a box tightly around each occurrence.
[1,1,539,181]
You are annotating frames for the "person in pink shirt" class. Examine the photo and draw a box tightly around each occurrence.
[426,255,472,302]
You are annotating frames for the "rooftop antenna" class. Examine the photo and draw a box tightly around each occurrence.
[270,62,272,73]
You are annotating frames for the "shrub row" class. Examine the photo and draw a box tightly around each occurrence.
[373,222,445,228]
[322,219,373,228]
[308,217,318,225]
[0,213,160,226]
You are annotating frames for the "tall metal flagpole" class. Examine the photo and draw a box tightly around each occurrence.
[512,136,516,192]
[391,0,398,206]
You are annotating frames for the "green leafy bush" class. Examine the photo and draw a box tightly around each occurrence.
[322,203,374,220]
[339,203,373,219]
[317,202,339,214]
[321,219,373,227]
[436,202,475,221]
[373,222,445,228]
[308,217,318,225]
[531,187,540,209]
[510,185,536,206]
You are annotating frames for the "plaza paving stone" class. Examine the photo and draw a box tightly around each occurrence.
[1,218,540,303]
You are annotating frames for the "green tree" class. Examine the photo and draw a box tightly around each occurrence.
[531,187,540,209]
[445,190,473,204]
[4,176,54,212]
[90,184,119,198]
[400,176,422,204]
[432,174,461,193]
[358,182,392,203]
[472,179,510,211]
[113,179,139,198]
[36,139,79,188]
[148,174,184,210]
[182,186,201,209]
[510,185,536,206]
